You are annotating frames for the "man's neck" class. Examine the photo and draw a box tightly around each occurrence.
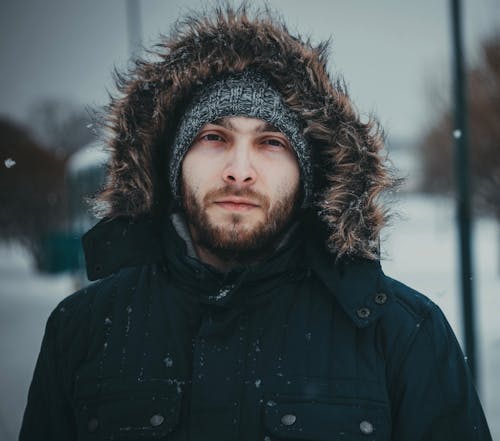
[170,213,241,272]
[190,225,301,274]
[170,212,299,274]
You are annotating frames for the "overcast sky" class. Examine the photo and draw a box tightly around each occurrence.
[0,0,498,141]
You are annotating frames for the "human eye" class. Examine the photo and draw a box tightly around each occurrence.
[262,138,287,149]
[200,133,224,142]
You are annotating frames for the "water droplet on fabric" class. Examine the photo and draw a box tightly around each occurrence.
[163,356,173,367]
[4,158,16,168]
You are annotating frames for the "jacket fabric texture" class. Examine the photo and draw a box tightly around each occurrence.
[20,216,491,440]
[20,6,491,441]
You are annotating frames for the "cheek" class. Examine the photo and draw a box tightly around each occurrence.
[266,158,300,191]
[181,156,199,199]
[289,162,301,189]
[181,153,220,200]
[182,150,220,182]
[182,152,205,187]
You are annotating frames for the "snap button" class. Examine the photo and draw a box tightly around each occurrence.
[359,420,374,435]
[281,414,297,426]
[87,417,99,432]
[374,292,388,304]
[150,414,165,427]
[356,307,371,319]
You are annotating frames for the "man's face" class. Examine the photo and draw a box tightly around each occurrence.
[181,116,301,263]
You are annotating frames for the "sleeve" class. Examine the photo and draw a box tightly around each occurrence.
[390,303,492,441]
[19,308,77,441]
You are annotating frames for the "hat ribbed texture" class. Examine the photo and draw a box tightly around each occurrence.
[169,70,312,206]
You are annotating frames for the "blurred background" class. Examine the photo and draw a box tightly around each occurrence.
[0,0,499,439]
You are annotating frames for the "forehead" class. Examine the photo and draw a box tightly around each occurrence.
[206,116,281,134]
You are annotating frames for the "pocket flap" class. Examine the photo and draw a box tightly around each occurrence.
[75,378,182,440]
[263,399,389,440]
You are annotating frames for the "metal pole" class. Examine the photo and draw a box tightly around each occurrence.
[450,0,477,385]
[126,0,142,57]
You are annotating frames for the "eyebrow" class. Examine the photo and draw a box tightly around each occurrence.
[257,122,281,133]
[211,117,281,133]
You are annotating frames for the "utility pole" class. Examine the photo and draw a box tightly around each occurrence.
[126,0,142,57]
[450,0,477,386]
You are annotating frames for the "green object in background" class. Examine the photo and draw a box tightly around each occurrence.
[36,232,83,273]
[35,140,109,276]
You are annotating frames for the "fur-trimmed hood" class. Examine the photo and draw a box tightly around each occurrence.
[98,5,395,260]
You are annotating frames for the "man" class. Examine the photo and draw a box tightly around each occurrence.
[20,6,491,441]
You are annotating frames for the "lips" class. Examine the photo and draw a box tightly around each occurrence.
[216,197,259,206]
[214,197,260,211]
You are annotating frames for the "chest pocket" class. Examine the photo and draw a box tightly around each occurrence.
[263,399,390,441]
[74,377,182,440]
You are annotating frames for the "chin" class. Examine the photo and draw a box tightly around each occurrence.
[211,211,263,230]
[217,222,259,239]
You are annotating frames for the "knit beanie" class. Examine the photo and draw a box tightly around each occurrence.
[169,70,312,206]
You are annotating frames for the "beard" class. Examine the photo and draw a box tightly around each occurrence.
[182,183,300,265]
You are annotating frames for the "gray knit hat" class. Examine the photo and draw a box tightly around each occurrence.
[169,70,312,206]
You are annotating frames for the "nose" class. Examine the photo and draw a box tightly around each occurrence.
[222,144,256,186]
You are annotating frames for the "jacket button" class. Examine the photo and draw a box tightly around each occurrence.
[359,420,374,434]
[374,292,388,304]
[87,417,99,432]
[150,414,165,427]
[281,414,297,426]
[356,307,371,319]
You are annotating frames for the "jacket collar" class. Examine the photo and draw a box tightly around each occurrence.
[161,215,307,307]
[82,216,163,281]
[304,237,392,328]
[82,216,307,304]
[83,216,391,327]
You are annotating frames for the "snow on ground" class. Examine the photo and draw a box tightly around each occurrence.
[382,193,500,437]
[0,244,74,440]
[0,193,498,438]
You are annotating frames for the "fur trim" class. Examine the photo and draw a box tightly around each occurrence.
[97,4,396,260]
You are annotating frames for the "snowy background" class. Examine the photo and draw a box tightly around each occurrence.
[1,192,499,439]
[1,0,499,439]
[1,0,499,142]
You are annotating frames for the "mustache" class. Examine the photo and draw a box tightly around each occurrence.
[203,186,270,209]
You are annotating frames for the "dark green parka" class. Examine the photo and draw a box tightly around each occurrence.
[20,6,491,441]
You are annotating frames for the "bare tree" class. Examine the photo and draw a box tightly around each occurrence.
[419,32,500,220]
[27,98,96,158]
[0,118,67,267]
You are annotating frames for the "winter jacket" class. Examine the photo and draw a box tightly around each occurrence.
[19,6,492,440]
[19,216,492,440]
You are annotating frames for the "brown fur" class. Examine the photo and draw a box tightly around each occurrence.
[97,4,396,260]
